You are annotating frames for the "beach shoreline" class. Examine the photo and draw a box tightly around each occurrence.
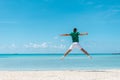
[0,70,119,80]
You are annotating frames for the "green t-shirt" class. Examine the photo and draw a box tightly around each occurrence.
[70,32,80,42]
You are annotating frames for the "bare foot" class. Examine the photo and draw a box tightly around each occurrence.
[88,56,92,59]
[60,56,65,60]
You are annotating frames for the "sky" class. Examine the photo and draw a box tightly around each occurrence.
[0,0,120,53]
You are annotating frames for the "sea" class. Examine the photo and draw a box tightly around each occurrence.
[0,53,120,71]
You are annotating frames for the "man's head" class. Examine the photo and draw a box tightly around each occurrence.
[73,28,77,32]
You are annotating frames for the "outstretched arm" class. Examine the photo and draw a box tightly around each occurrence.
[80,32,88,36]
[60,34,70,36]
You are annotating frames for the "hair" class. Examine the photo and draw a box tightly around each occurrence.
[73,28,77,32]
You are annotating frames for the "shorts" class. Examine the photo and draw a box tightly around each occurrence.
[69,42,82,50]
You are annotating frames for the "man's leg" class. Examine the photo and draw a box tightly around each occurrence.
[60,49,72,60]
[80,48,92,59]
[64,49,72,56]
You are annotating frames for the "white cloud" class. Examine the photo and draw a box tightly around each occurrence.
[24,42,48,49]
[100,5,120,17]
[59,44,66,49]
[40,42,48,48]
[23,37,67,50]
[97,7,120,18]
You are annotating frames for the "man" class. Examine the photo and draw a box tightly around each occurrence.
[60,28,92,60]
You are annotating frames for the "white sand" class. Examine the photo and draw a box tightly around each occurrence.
[0,70,120,80]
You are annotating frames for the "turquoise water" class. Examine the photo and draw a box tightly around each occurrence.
[0,53,120,70]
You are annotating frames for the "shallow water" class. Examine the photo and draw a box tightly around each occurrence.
[0,53,119,70]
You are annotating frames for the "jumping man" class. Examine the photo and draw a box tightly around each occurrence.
[60,28,92,60]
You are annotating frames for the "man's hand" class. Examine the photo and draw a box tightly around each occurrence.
[85,32,88,35]
[80,32,88,36]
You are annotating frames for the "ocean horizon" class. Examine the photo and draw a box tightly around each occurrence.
[0,52,119,55]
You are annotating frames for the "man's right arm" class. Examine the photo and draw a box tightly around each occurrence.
[60,34,70,36]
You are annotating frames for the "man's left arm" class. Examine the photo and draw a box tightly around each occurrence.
[80,32,88,36]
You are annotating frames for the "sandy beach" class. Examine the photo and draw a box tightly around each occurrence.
[0,70,119,80]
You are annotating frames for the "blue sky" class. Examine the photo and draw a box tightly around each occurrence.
[0,0,120,53]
